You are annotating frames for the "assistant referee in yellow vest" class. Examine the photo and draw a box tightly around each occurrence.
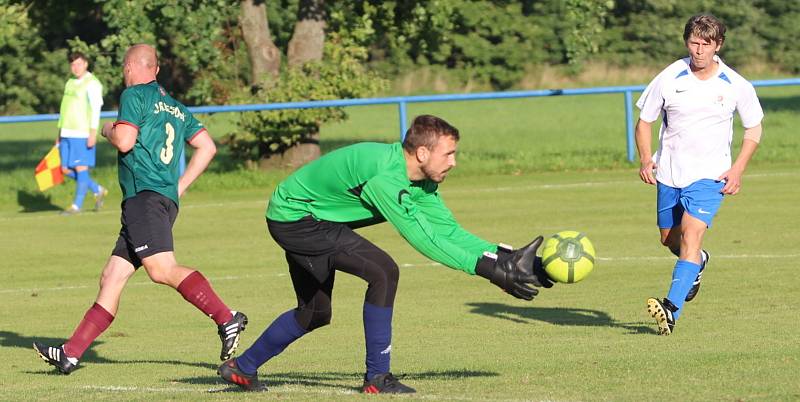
[57,52,108,215]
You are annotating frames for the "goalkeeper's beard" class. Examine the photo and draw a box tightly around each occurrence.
[422,165,451,183]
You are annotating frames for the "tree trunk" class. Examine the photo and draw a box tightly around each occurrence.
[278,0,326,168]
[239,0,281,87]
[256,132,321,170]
[287,0,326,68]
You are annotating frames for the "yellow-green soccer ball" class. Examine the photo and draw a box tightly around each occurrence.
[541,231,596,284]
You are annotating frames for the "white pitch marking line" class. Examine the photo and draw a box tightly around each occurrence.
[596,253,800,261]
[2,253,797,295]
[81,384,534,401]
[82,385,199,393]
[0,200,265,222]
[0,273,274,295]
[1,170,795,222]
[446,170,799,194]
[401,253,800,267]
[81,384,360,396]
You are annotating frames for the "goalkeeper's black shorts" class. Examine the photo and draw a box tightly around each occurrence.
[268,216,375,283]
[267,216,398,308]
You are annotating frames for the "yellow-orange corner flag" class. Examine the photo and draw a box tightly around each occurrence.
[34,146,64,192]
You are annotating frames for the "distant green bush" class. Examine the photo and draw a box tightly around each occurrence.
[2,0,799,116]
[226,27,386,165]
[0,2,64,114]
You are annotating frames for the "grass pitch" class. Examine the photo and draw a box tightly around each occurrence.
[1,85,799,400]
[2,168,799,401]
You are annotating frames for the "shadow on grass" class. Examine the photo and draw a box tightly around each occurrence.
[0,139,118,172]
[1,330,217,375]
[181,368,498,393]
[759,94,800,114]
[207,137,389,172]
[2,330,109,375]
[465,302,656,335]
[1,136,384,177]
[319,138,390,153]
[17,190,61,212]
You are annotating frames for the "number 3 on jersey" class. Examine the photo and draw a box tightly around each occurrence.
[160,122,175,164]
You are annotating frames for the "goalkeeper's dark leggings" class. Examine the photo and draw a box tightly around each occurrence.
[268,217,399,332]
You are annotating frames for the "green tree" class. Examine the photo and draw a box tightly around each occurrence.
[605,0,774,69]
[448,1,544,88]
[755,0,800,73]
[67,0,245,107]
[0,2,65,114]
[562,0,615,72]
[229,0,386,168]
[340,1,611,89]
[3,0,800,119]
[359,0,547,89]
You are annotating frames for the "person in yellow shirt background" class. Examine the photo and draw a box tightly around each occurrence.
[57,51,107,215]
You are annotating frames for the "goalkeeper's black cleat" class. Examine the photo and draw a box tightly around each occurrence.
[218,358,265,391]
[647,297,677,335]
[685,249,709,302]
[362,372,416,394]
[33,342,78,374]
[218,311,248,361]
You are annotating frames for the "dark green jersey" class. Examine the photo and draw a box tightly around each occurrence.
[115,81,205,204]
[267,142,497,274]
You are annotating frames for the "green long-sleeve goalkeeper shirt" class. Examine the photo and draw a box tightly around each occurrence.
[266,142,497,274]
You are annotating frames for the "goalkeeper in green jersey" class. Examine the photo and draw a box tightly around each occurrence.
[219,115,553,393]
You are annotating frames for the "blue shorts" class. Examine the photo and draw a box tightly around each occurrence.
[59,137,96,168]
[657,179,724,228]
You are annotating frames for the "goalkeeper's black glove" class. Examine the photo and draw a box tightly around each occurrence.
[475,236,553,301]
[497,238,554,288]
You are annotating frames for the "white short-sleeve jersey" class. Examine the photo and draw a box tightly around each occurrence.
[636,56,764,188]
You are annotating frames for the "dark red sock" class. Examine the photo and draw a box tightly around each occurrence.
[176,271,233,325]
[63,303,114,359]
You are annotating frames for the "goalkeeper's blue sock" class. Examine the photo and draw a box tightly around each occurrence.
[73,170,90,209]
[666,259,702,320]
[364,303,393,381]
[236,310,307,375]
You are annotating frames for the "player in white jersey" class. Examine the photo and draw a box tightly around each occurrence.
[634,14,764,335]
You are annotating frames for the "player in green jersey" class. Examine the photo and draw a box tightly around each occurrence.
[34,44,247,375]
[218,115,553,393]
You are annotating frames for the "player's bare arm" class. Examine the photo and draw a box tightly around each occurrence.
[718,125,761,195]
[102,121,137,152]
[634,118,657,185]
[178,129,216,197]
[87,128,97,148]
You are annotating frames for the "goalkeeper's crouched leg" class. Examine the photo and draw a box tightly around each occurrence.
[294,306,332,332]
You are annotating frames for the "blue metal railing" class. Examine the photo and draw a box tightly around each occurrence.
[2,78,798,161]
